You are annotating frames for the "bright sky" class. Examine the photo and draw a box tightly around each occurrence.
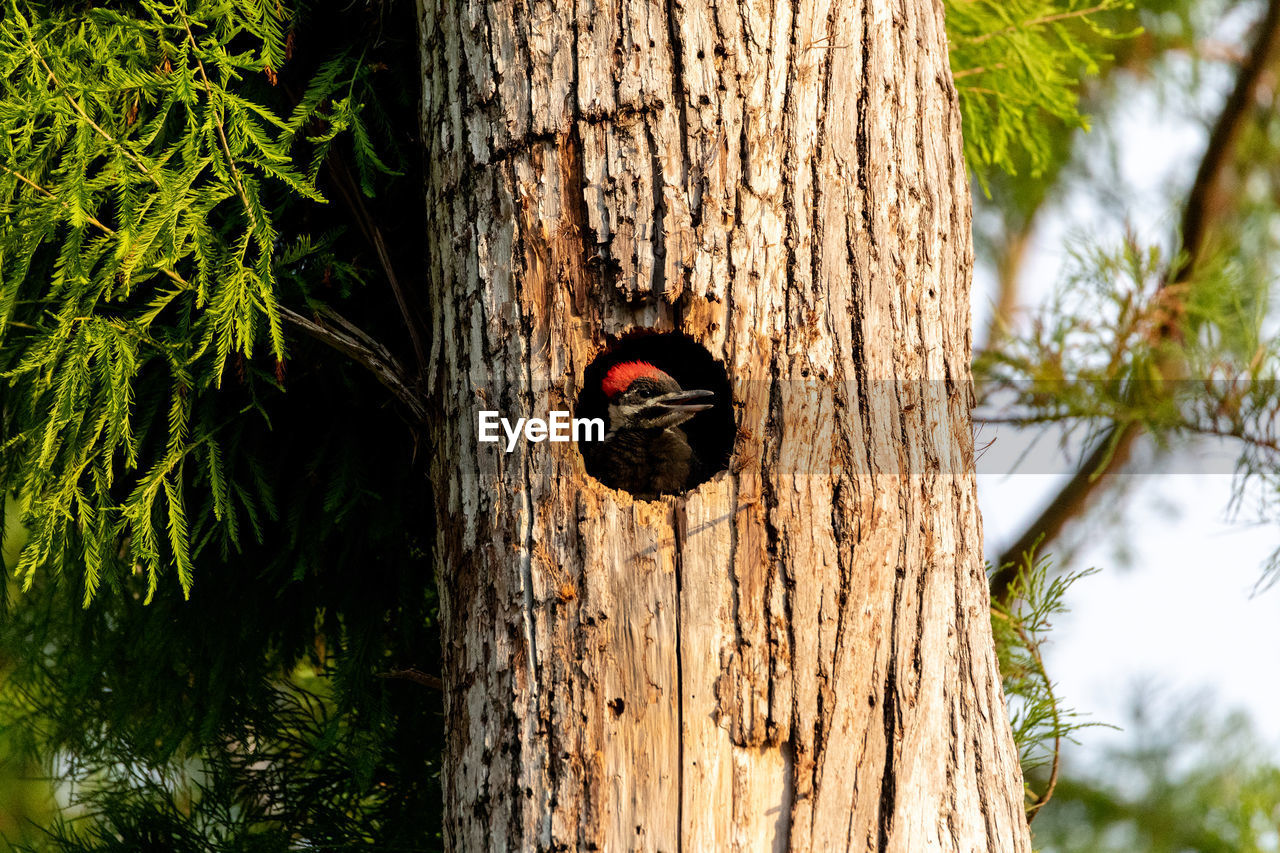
[973,33,1280,764]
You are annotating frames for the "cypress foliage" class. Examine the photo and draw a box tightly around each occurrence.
[0,0,411,604]
[1,0,442,848]
[947,0,1135,184]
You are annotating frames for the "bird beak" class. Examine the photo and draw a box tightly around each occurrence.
[654,388,715,414]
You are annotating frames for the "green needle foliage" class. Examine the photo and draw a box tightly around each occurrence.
[991,552,1107,820]
[948,0,1138,187]
[0,0,403,605]
[1,0,439,848]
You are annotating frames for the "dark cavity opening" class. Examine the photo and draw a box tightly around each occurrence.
[577,332,734,499]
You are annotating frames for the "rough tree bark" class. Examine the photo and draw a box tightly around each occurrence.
[419,0,1031,847]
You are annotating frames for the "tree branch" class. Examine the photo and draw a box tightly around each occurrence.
[276,74,429,388]
[29,46,160,186]
[177,10,255,216]
[981,214,1036,351]
[991,0,1280,601]
[279,305,426,423]
[992,421,1138,594]
[376,667,444,691]
[991,607,1063,822]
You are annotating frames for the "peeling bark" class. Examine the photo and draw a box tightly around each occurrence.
[419,0,1031,847]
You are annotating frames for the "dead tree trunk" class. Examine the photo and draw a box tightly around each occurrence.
[419,0,1031,847]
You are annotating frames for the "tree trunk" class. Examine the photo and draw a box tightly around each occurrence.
[419,0,1031,847]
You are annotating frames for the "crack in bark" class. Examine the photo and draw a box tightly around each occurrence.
[512,173,544,711]
[672,502,688,853]
[664,0,693,190]
[876,574,903,852]
[645,121,669,295]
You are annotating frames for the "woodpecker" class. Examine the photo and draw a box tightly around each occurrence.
[594,361,715,499]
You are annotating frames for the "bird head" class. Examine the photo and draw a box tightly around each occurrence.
[602,361,715,432]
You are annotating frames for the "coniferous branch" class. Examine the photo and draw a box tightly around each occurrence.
[964,3,1118,47]
[991,606,1062,821]
[27,46,162,186]
[947,0,1136,184]
[377,667,444,691]
[977,412,1280,455]
[2,158,416,422]
[989,0,1280,600]
[176,7,254,215]
[0,163,134,250]
[0,0,414,600]
[991,424,1137,593]
[990,552,1105,820]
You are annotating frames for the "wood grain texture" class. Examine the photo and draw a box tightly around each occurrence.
[419,0,1032,846]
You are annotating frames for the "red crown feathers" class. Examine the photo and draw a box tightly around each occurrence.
[602,361,666,399]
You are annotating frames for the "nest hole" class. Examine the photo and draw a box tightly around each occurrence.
[577,332,734,498]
